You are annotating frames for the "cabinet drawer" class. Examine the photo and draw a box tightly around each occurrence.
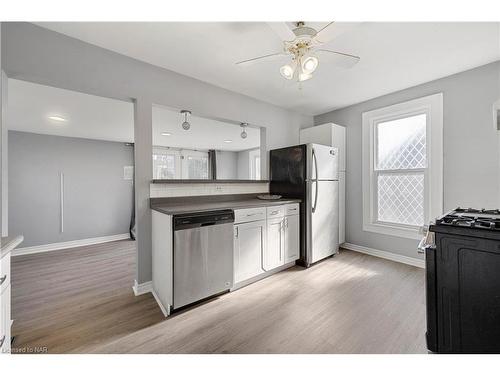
[267,206,284,219]
[0,254,10,294]
[285,203,299,216]
[234,207,266,223]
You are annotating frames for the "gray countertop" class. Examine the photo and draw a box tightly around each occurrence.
[151,194,301,215]
[1,235,24,258]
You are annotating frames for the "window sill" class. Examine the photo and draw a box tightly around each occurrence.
[363,222,422,240]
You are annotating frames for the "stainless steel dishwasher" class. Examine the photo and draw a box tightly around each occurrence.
[173,209,234,310]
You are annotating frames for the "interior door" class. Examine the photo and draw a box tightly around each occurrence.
[309,180,339,264]
[284,215,300,263]
[234,221,266,283]
[265,217,284,270]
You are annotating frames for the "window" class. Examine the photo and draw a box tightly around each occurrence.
[152,148,209,180]
[153,147,180,179]
[362,93,443,240]
[184,153,209,179]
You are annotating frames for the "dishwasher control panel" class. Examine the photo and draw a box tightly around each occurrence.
[173,209,235,230]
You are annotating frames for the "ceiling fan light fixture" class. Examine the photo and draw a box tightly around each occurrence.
[180,110,191,131]
[298,72,313,82]
[302,55,319,74]
[280,64,295,80]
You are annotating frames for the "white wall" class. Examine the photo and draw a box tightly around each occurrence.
[314,61,500,260]
[1,22,313,283]
[216,150,238,179]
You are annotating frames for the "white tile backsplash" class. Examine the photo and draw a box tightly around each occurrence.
[150,182,269,198]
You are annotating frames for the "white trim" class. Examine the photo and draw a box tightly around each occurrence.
[341,242,425,269]
[132,280,152,296]
[152,289,170,317]
[12,233,131,256]
[133,280,170,317]
[362,93,443,240]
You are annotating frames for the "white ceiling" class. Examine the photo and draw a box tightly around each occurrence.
[6,79,135,142]
[152,105,260,151]
[35,22,500,115]
[6,79,260,151]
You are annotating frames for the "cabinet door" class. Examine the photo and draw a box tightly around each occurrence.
[284,215,300,263]
[234,221,266,283]
[0,286,11,354]
[265,217,284,271]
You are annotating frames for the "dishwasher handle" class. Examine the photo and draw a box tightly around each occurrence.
[201,222,216,227]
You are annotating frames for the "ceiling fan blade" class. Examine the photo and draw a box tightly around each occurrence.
[317,49,360,68]
[235,52,287,66]
[314,22,361,45]
[267,22,296,42]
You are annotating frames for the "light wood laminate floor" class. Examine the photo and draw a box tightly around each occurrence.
[11,240,427,354]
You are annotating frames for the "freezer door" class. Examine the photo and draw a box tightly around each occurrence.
[307,180,339,264]
[269,145,307,198]
[307,143,339,181]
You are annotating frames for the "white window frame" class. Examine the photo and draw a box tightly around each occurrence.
[362,93,443,240]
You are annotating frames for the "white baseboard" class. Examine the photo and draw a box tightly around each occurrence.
[132,280,152,296]
[13,233,131,256]
[341,242,425,269]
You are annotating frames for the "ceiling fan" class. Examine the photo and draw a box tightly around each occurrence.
[236,22,360,82]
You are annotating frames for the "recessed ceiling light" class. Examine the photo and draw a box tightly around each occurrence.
[223,139,233,143]
[161,132,172,136]
[48,115,67,122]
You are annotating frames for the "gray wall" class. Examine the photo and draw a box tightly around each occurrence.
[216,150,238,180]
[314,61,500,259]
[0,23,6,237]
[2,23,312,283]
[8,131,134,247]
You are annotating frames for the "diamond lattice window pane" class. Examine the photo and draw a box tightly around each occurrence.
[377,173,424,226]
[376,114,426,170]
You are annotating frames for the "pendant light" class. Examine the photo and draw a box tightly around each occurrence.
[240,122,248,139]
[180,110,191,130]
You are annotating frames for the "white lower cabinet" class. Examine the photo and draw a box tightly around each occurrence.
[233,220,266,283]
[284,214,300,263]
[264,217,285,271]
[1,252,12,354]
[234,203,300,285]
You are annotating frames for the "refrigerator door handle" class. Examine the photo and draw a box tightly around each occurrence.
[312,147,319,213]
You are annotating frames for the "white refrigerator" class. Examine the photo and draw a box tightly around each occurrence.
[306,144,340,264]
[269,143,339,266]
[300,123,346,244]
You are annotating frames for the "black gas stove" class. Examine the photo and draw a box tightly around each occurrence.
[426,207,500,353]
[434,207,500,231]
